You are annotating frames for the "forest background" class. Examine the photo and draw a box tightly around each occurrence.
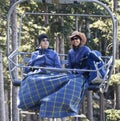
[0,0,120,121]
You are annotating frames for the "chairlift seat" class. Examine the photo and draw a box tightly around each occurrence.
[11,51,113,93]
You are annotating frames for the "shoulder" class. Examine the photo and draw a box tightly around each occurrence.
[91,50,102,56]
[81,45,91,50]
[32,50,39,54]
[31,50,39,56]
[80,46,91,53]
[68,48,74,53]
[48,48,58,55]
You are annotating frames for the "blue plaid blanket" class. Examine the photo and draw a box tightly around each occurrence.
[18,73,88,118]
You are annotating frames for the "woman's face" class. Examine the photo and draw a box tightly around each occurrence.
[71,36,81,47]
[40,38,49,49]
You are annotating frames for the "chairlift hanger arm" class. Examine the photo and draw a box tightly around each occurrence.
[6,0,27,56]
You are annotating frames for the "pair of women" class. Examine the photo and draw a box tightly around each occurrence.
[25,31,90,73]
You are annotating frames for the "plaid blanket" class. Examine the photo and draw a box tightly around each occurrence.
[18,73,88,118]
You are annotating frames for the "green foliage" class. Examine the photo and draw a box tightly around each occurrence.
[105,109,120,121]
[114,59,120,68]
[0,0,10,85]
[109,59,120,85]
[0,0,9,50]
[110,73,120,85]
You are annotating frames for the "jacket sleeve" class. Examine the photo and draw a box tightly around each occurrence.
[24,52,38,73]
[28,52,39,65]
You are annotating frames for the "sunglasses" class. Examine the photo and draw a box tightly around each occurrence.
[71,37,80,41]
[41,38,49,42]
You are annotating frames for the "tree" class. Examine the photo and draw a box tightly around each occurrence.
[0,49,6,121]
[10,0,19,121]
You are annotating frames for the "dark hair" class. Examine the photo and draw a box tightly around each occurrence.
[38,34,48,44]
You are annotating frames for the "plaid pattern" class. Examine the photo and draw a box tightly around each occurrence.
[18,73,88,118]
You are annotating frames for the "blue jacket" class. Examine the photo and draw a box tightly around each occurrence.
[25,48,61,73]
[68,47,106,82]
[67,46,91,69]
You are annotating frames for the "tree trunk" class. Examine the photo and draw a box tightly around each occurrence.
[115,84,120,109]
[5,90,9,121]
[10,0,19,121]
[100,93,105,121]
[0,49,6,121]
[59,37,65,66]
[113,0,118,11]
[59,17,64,56]
[44,5,49,25]
[114,1,119,109]
[81,97,86,115]
[87,91,93,121]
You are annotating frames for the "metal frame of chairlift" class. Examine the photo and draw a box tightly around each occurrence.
[7,0,118,93]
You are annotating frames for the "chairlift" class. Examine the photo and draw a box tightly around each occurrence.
[7,0,117,91]
[7,0,117,118]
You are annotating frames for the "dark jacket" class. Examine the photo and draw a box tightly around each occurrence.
[25,48,61,73]
[67,46,91,69]
[68,47,106,82]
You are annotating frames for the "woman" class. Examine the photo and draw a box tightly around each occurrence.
[68,31,105,82]
[67,31,91,76]
[25,33,61,73]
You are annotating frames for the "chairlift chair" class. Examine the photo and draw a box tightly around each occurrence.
[7,0,117,100]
